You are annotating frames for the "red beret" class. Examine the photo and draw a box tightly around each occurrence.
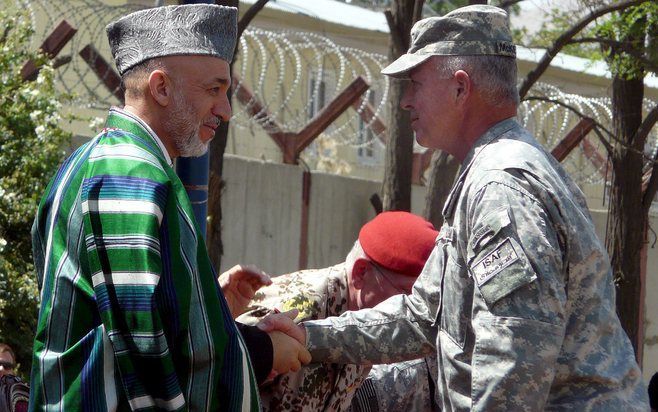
[359,211,439,277]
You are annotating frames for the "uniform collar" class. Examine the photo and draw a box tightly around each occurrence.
[441,117,519,220]
[105,107,174,166]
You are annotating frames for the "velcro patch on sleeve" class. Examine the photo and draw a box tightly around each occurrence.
[471,238,519,287]
[468,208,511,257]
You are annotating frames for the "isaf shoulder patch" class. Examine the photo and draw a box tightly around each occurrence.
[471,237,519,287]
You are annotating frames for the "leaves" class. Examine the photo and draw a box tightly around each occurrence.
[527,7,604,59]
[0,9,71,376]
[594,2,658,79]
[526,2,658,79]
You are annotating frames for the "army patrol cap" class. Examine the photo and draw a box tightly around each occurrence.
[359,211,438,277]
[381,4,516,78]
[106,4,238,76]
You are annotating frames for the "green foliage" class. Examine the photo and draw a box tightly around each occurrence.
[0,9,71,376]
[526,2,658,79]
[593,2,658,80]
[428,0,521,17]
[427,1,524,39]
[526,7,604,59]
[428,0,469,16]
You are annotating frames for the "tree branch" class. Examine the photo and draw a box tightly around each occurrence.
[640,104,658,210]
[591,126,614,165]
[413,0,425,25]
[518,0,649,99]
[237,0,269,40]
[524,95,614,154]
[384,9,406,54]
[0,25,10,44]
[568,37,658,73]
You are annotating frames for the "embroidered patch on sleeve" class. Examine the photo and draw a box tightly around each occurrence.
[471,238,519,286]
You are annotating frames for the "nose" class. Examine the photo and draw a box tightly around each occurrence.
[213,93,232,122]
[400,83,413,111]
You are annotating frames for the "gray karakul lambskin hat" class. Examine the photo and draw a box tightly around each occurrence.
[106,4,238,76]
[382,5,516,78]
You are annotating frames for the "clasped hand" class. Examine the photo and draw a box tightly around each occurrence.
[218,265,310,377]
[257,309,310,378]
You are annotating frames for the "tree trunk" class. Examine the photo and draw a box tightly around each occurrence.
[424,151,460,229]
[605,8,649,358]
[206,0,239,270]
[606,75,645,357]
[381,0,423,212]
[207,120,230,269]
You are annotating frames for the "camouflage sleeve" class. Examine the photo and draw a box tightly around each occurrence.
[304,249,440,365]
[354,358,436,412]
[467,174,566,410]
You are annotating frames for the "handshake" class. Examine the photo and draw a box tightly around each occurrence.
[219,264,311,378]
[257,309,311,378]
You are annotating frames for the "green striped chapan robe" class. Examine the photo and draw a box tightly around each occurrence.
[30,107,260,411]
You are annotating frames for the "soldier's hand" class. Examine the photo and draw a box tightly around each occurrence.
[257,309,306,345]
[268,330,312,375]
[218,264,272,318]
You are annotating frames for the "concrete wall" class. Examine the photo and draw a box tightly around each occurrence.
[219,155,431,274]
[220,154,658,381]
[219,156,303,275]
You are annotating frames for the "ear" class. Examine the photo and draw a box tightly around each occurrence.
[148,69,173,107]
[453,70,472,105]
[351,259,370,290]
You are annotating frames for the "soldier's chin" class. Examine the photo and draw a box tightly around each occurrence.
[415,133,431,149]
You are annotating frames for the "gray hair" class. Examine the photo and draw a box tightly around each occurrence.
[434,55,519,106]
[121,58,166,99]
[345,240,368,275]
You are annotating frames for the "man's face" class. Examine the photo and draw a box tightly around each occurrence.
[163,56,232,158]
[355,263,417,309]
[0,351,15,377]
[400,58,462,154]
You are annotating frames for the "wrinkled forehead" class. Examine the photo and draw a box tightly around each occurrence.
[164,55,231,82]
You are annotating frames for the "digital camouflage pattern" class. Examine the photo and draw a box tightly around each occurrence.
[305,119,649,411]
[382,5,515,77]
[238,264,367,412]
[350,355,439,412]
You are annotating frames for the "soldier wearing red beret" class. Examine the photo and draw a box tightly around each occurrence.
[226,211,439,411]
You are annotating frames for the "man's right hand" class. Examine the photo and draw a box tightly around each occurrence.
[257,309,307,345]
[268,330,311,374]
[258,309,311,376]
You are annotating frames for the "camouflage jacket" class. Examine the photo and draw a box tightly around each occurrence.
[305,119,649,411]
[238,264,368,412]
[350,355,440,412]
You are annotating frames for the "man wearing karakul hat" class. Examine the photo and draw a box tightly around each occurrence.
[259,4,649,411]
[29,5,310,411]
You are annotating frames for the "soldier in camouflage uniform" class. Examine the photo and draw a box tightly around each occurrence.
[293,5,650,411]
[236,212,439,412]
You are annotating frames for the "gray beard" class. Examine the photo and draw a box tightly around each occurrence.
[177,128,208,158]
[164,91,210,158]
